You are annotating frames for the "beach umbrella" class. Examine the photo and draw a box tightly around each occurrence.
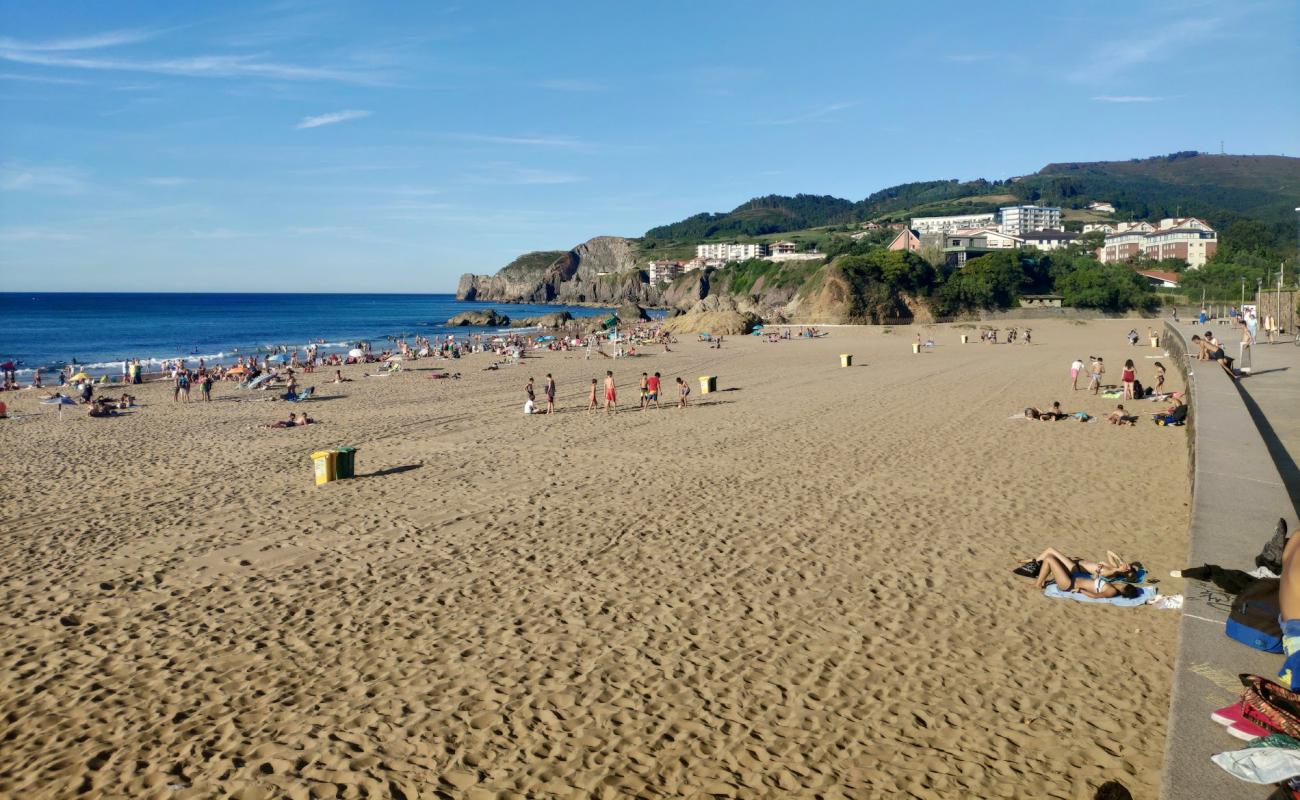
[41,395,76,406]
[268,354,288,363]
[348,348,364,358]
[69,372,91,382]
[227,365,248,376]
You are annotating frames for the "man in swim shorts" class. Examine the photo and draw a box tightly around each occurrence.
[646,372,661,410]
[603,370,617,414]
[1088,356,1104,395]
[639,372,649,409]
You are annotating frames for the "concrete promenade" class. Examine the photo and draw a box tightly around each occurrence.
[1161,322,1300,799]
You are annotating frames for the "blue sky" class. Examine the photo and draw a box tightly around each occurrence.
[1,0,1297,292]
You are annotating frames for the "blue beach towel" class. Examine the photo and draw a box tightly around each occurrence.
[1043,584,1157,606]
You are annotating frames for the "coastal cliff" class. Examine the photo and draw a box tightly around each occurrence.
[457,236,664,306]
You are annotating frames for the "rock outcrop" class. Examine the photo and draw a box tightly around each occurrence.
[660,296,762,336]
[456,237,664,306]
[509,311,574,329]
[447,309,510,327]
[616,302,650,323]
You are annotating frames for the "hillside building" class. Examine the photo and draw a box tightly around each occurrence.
[1020,229,1078,251]
[888,228,922,253]
[695,243,767,262]
[1087,201,1116,213]
[998,205,1062,236]
[1097,217,1217,268]
[910,213,997,236]
[942,229,1024,267]
[647,260,684,284]
[768,241,797,256]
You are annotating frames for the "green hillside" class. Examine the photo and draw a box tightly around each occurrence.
[641,153,1300,255]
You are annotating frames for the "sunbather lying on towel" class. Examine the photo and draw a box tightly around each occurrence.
[1032,550,1144,600]
[1107,405,1139,426]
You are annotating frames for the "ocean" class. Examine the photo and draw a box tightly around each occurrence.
[0,293,618,376]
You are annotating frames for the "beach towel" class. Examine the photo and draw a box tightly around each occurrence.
[1042,584,1157,606]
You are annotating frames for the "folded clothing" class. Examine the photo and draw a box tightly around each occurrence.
[1042,584,1157,606]
[1212,747,1300,784]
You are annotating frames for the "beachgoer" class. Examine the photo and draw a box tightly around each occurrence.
[647,372,661,409]
[544,374,555,414]
[587,378,598,412]
[1107,404,1137,426]
[1276,521,1300,689]
[1070,358,1084,391]
[1153,362,1166,392]
[1190,334,1237,381]
[1239,319,1254,373]
[266,413,298,428]
[604,371,617,414]
[1127,329,1139,347]
[1088,356,1104,395]
[639,372,649,410]
[1025,547,1144,598]
[1121,359,1136,400]
[676,376,689,409]
[201,374,213,402]
[525,377,536,405]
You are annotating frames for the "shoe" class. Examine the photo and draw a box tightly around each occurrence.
[1228,720,1272,740]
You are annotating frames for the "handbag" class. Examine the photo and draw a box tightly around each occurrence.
[1240,674,1300,738]
[1012,560,1042,579]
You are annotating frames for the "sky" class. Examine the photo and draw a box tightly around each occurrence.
[1,0,1297,293]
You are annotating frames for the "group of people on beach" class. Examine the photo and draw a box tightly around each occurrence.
[523,370,691,415]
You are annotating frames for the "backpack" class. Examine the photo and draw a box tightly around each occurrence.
[1226,578,1284,653]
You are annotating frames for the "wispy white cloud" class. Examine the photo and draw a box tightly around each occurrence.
[1092,95,1165,103]
[188,228,249,239]
[447,133,587,149]
[0,30,384,85]
[535,78,605,92]
[0,226,84,242]
[464,163,585,185]
[0,71,89,85]
[0,162,87,193]
[0,29,157,52]
[296,109,371,129]
[1070,18,1219,82]
[761,100,860,126]
[143,176,191,186]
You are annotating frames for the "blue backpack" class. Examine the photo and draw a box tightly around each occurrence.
[1226,578,1284,654]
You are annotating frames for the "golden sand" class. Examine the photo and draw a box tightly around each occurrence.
[0,318,1188,799]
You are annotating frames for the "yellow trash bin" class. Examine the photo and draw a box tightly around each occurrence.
[961,334,968,344]
[911,342,920,354]
[311,450,337,486]
[1150,336,1160,348]
[840,354,852,368]
[699,376,717,395]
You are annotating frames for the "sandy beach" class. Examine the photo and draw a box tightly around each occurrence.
[0,318,1189,799]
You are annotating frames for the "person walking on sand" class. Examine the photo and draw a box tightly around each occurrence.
[1070,357,1084,391]
[1121,359,1136,400]
[647,371,661,410]
[544,373,556,414]
[201,373,213,403]
[1088,356,1104,395]
[639,372,649,410]
[587,378,598,412]
[604,370,617,414]
[676,376,690,410]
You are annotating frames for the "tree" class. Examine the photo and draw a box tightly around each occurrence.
[934,251,1027,314]
[1056,262,1156,311]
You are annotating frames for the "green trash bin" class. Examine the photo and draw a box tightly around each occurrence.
[335,446,358,479]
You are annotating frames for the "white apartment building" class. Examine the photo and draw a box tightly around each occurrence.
[910,213,997,236]
[647,260,684,284]
[998,205,1062,236]
[768,241,797,255]
[695,243,767,262]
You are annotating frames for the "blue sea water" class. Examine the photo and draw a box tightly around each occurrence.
[0,293,616,375]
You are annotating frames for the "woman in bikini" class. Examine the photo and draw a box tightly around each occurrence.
[1027,547,1144,598]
